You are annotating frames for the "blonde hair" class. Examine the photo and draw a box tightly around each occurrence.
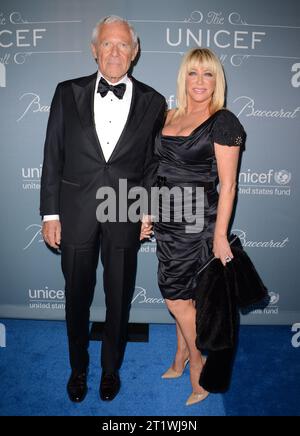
[175,48,225,118]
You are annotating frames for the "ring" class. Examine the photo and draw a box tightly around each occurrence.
[225,256,232,263]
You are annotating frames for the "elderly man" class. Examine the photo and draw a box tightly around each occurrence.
[40,15,165,402]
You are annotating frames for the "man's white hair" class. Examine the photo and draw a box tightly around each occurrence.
[91,15,138,46]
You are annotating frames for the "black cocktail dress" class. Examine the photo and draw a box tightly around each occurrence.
[154,109,246,300]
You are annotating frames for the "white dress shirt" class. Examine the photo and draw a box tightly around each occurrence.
[94,72,132,161]
[43,71,133,222]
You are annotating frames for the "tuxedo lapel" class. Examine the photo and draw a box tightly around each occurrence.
[72,74,154,163]
[107,77,154,163]
[72,73,106,161]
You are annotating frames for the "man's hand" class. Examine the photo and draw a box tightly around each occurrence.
[140,215,153,240]
[42,220,61,249]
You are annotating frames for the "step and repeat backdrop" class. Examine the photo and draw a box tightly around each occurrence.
[0,0,299,324]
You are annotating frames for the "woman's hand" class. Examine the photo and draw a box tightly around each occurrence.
[140,215,153,240]
[213,234,233,266]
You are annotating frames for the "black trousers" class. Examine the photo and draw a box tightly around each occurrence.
[61,225,139,374]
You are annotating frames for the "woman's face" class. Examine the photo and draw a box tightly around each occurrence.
[185,64,216,106]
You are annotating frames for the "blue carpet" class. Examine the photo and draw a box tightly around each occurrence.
[223,325,300,416]
[0,320,299,416]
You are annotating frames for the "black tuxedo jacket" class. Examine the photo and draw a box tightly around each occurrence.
[40,72,166,247]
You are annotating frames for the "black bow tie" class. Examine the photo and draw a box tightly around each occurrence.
[97,77,126,99]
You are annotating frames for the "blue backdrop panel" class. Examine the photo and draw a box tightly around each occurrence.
[0,0,299,324]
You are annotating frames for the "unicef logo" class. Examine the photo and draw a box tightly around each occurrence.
[268,292,280,305]
[274,170,291,185]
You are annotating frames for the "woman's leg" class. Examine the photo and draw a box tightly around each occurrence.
[166,298,206,394]
[170,321,189,373]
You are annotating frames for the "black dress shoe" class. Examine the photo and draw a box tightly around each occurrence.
[67,370,88,402]
[100,372,120,401]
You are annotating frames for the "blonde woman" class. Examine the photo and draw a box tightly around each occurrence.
[154,48,245,405]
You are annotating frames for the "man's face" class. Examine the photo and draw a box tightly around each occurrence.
[91,22,138,83]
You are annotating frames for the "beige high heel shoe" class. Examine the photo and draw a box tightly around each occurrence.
[186,355,208,406]
[186,390,209,406]
[161,358,189,379]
